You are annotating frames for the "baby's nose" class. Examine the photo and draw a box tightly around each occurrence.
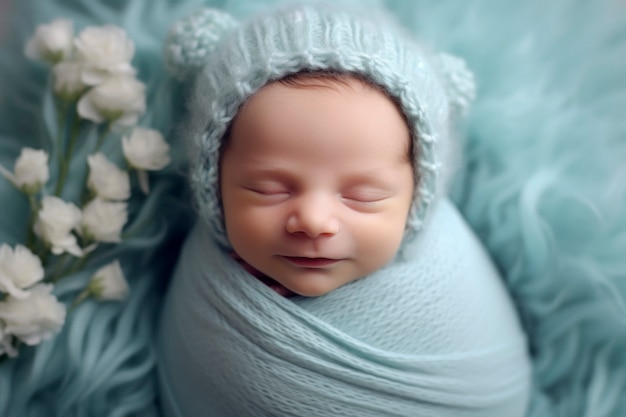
[285,193,340,238]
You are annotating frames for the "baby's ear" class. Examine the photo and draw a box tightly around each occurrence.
[434,53,476,121]
[164,8,238,81]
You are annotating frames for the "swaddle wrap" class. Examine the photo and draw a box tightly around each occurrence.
[158,199,531,416]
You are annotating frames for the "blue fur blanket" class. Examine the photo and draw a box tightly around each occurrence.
[0,0,625,416]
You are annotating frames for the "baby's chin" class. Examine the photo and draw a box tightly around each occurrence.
[257,274,298,297]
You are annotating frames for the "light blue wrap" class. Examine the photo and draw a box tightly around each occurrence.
[158,199,531,416]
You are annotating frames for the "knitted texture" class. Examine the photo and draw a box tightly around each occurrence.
[164,8,237,80]
[159,199,531,416]
[167,4,475,248]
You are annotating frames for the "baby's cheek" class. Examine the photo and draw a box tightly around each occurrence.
[352,215,405,273]
[225,206,277,251]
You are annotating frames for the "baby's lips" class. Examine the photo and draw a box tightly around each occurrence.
[281,256,341,268]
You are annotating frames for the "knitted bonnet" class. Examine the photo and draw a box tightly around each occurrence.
[165,3,475,248]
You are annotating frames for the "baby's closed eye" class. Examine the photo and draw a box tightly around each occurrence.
[244,182,290,195]
[242,182,292,203]
[341,187,390,202]
[340,187,394,212]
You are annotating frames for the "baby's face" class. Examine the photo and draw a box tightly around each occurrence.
[220,77,414,296]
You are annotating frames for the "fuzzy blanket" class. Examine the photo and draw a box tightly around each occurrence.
[0,0,625,416]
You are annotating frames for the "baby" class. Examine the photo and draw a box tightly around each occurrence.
[158,4,532,417]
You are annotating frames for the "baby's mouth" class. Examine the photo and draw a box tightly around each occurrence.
[282,256,340,268]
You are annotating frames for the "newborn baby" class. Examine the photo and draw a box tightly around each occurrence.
[158,4,532,416]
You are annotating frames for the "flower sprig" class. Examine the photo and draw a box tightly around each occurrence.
[0,19,171,360]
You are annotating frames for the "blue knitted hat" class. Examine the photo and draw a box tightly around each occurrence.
[165,4,475,248]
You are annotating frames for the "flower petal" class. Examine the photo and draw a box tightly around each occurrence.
[77,92,106,123]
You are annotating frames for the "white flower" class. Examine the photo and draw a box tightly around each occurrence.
[34,196,83,257]
[0,324,17,358]
[75,25,135,85]
[0,284,66,346]
[80,198,127,243]
[122,127,171,170]
[52,61,88,101]
[87,153,130,201]
[24,19,74,64]
[122,127,171,193]
[77,75,146,129]
[87,260,129,301]
[0,244,44,299]
[0,147,49,194]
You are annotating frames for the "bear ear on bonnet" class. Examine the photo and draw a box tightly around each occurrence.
[164,8,238,81]
[434,52,476,121]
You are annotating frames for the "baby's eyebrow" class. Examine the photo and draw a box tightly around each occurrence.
[348,177,398,190]
[242,163,287,172]
[342,168,412,188]
[237,164,297,180]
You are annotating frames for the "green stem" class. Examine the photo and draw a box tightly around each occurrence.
[65,252,92,278]
[54,116,82,196]
[56,99,69,168]
[69,289,91,313]
[95,123,111,152]
[48,253,69,283]
[80,190,94,208]
[78,123,110,204]
[39,249,50,268]
[26,193,39,251]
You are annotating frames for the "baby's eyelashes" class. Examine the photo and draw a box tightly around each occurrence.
[341,185,392,202]
[243,182,291,199]
[340,193,390,213]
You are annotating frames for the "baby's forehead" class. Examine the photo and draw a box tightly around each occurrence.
[231,70,412,137]
[227,72,412,154]
[220,75,415,186]
[262,73,409,159]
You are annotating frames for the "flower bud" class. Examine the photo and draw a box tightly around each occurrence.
[75,25,136,86]
[24,19,74,64]
[0,147,49,194]
[88,260,129,301]
[80,198,128,243]
[0,244,44,299]
[122,127,171,171]
[0,284,66,346]
[53,61,88,101]
[87,153,130,201]
[34,196,83,257]
[77,75,146,129]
